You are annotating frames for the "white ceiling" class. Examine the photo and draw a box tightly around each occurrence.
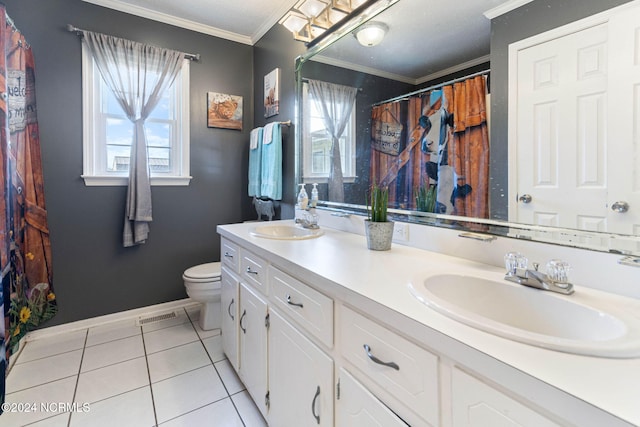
[82,0,529,82]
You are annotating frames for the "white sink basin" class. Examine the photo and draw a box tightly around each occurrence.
[409,274,640,358]
[249,224,324,240]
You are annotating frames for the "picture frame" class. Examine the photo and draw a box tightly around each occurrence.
[207,92,243,130]
[264,68,280,118]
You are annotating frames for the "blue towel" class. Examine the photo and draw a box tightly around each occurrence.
[260,123,282,200]
[248,127,263,197]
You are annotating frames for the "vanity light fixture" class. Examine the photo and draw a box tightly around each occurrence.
[279,0,371,43]
[353,21,388,46]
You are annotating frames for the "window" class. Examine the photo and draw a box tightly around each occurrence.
[81,45,191,186]
[302,82,356,183]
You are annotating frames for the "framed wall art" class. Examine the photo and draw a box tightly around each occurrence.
[207,92,243,130]
[264,68,280,118]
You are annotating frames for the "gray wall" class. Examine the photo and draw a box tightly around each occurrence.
[3,0,254,325]
[489,0,633,219]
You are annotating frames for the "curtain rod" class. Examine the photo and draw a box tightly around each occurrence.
[301,78,363,92]
[66,24,201,61]
[371,69,490,107]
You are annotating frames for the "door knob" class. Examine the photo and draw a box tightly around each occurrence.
[611,201,629,213]
[519,194,532,204]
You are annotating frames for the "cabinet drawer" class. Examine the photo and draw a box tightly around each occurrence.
[340,306,439,427]
[240,250,268,294]
[269,266,334,348]
[221,238,239,273]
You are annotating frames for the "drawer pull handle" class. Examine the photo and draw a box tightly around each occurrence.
[228,298,235,320]
[224,252,234,258]
[363,344,399,371]
[246,267,259,275]
[286,294,304,309]
[239,310,247,334]
[311,385,320,425]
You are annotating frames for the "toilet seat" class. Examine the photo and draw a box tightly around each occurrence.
[183,262,222,282]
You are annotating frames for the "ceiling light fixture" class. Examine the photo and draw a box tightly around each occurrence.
[353,21,388,47]
[279,0,371,43]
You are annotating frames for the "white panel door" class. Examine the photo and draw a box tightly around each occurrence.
[607,4,640,237]
[514,22,609,230]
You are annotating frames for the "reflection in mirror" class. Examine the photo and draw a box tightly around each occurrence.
[295,0,640,255]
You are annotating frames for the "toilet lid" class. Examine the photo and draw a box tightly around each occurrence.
[184,262,222,280]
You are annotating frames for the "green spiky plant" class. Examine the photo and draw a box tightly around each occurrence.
[367,182,389,222]
[415,183,437,213]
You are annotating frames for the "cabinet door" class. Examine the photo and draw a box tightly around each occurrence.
[268,309,333,427]
[221,267,239,371]
[452,368,561,427]
[336,368,409,427]
[239,282,269,419]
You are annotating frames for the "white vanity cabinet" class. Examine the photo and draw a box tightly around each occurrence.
[238,282,269,418]
[335,368,409,427]
[268,309,334,426]
[221,266,239,371]
[451,368,562,427]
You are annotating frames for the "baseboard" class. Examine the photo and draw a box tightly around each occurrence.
[23,298,199,342]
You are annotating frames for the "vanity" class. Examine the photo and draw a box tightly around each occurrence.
[217,217,640,427]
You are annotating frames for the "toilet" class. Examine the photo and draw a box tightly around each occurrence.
[183,262,222,330]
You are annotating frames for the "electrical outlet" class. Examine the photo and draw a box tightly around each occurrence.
[392,222,409,242]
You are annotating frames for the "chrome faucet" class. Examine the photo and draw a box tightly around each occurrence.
[504,253,574,295]
[295,209,319,229]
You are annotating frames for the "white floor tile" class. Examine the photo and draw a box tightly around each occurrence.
[2,376,76,426]
[81,335,144,373]
[215,359,245,395]
[232,390,268,427]
[159,398,243,427]
[86,319,140,347]
[75,356,149,404]
[147,341,210,383]
[69,386,155,427]
[202,335,225,363]
[141,309,190,333]
[6,350,82,393]
[151,365,228,424]
[143,322,199,354]
[18,330,86,364]
[26,412,71,427]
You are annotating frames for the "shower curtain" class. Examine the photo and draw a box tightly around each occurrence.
[370,74,489,219]
[0,6,56,412]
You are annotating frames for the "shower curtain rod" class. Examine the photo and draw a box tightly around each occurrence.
[66,24,201,61]
[371,69,490,107]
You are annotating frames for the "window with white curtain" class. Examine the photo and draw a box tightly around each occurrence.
[302,81,356,183]
[81,44,191,186]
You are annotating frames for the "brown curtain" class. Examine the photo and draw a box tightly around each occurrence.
[0,7,56,412]
[369,74,489,218]
[448,75,490,220]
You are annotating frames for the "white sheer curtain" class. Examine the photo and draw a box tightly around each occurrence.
[81,31,184,247]
[308,79,357,203]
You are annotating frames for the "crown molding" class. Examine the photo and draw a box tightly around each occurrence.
[415,55,491,85]
[483,0,534,19]
[82,0,253,45]
[312,54,417,85]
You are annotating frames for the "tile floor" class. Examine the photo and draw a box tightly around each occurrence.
[3,306,268,427]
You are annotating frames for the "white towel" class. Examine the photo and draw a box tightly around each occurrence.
[263,122,276,145]
[250,127,262,150]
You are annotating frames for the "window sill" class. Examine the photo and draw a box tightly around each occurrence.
[82,175,192,187]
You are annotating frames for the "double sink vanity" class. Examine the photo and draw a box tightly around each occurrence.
[217,217,640,427]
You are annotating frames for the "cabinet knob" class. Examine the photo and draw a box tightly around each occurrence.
[239,310,247,334]
[311,385,320,425]
[227,298,235,320]
[363,344,399,370]
[286,294,304,308]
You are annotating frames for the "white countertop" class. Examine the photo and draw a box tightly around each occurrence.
[218,220,640,427]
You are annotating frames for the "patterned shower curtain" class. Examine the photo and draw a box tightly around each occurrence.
[370,74,490,220]
[0,6,56,413]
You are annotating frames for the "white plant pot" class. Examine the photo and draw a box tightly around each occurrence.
[364,220,394,251]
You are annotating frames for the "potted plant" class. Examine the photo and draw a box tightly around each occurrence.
[365,183,394,250]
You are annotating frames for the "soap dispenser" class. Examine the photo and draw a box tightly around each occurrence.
[310,183,318,208]
[297,184,309,210]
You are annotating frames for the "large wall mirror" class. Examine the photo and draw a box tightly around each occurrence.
[294,0,640,256]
